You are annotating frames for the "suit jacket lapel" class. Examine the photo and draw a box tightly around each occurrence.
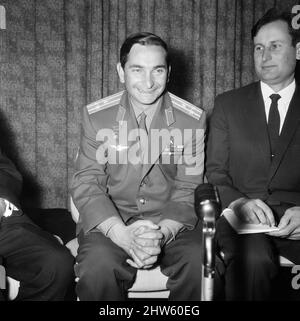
[269,85,300,181]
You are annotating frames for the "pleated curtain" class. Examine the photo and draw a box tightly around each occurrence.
[0,0,297,208]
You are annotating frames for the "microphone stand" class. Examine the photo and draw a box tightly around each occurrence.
[201,200,216,301]
[0,257,5,291]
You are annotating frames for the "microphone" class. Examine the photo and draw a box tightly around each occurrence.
[194,183,221,301]
[194,183,221,221]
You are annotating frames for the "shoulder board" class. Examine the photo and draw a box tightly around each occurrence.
[169,93,202,120]
[86,91,124,115]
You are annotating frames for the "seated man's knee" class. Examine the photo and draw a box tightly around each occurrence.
[245,249,275,271]
[44,245,74,282]
[177,243,202,277]
[76,243,124,285]
[229,236,277,276]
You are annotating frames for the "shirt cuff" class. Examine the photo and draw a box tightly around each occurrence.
[158,219,184,245]
[97,216,124,236]
[221,208,234,216]
[1,199,19,217]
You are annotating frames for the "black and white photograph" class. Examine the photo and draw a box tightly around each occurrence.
[0,0,300,314]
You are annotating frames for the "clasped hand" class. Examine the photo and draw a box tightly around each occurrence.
[109,220,164,269]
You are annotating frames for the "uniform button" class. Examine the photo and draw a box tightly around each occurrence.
[271,154,275,158]
[139,198,146,204]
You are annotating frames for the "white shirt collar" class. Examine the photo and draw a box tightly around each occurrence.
[260,80,295,105]
[260,80,296,132]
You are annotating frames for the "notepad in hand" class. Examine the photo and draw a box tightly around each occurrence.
[223,208,279,234]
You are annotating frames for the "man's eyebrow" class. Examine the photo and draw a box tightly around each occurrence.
[128,64,143,68]
[269,40,285,43]
[254,40,285,45]
[154,65,167,69]
[128,64,167,69]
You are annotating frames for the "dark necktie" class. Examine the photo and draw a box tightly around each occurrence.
[268,93,281,156]
[138,112,148,163]
[138,112,148,135]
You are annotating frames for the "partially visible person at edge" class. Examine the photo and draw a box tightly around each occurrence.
[0,148,74,300]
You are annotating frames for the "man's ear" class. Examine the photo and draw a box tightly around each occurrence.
[296,42,300,60]
[167,65,171,82]
[117,62,125,83]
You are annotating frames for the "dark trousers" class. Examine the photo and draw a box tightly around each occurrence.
[75,220,207,301]
[216,216,300,300]
[0,214,74,301]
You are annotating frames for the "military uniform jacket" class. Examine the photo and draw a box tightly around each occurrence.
[71,91,206,235]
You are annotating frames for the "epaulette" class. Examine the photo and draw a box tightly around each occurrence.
[169,93,202,120]
[86,91,124,115]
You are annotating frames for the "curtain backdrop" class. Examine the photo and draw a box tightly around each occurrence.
[0,0,298,208]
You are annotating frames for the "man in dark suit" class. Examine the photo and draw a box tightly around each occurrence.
[0,148,74,300]
[71,32,207,300]
[206,8,300,300]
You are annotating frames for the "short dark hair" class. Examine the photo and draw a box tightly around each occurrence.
[251,8,300,47]
[120,32,170,68]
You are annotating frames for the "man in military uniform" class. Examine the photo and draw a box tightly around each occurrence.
[71,32,206,300]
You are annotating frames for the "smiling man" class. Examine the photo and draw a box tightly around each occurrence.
[71,32,207,300]
[206,8,300,300]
